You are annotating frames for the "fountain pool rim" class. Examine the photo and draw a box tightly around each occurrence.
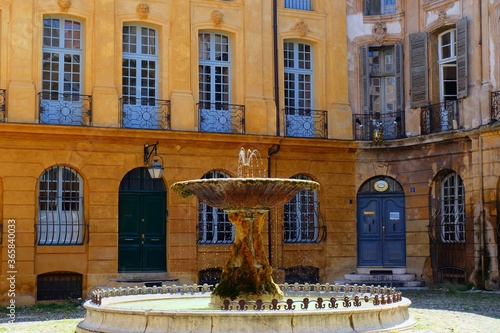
[76,291,415,333]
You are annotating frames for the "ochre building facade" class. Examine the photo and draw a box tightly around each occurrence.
[0,0,498,305]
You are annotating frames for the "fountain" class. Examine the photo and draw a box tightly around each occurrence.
[76,148,414,333]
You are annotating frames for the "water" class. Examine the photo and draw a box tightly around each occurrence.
[237,148,267,178]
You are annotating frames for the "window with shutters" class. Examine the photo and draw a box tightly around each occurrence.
[365,0,396,16]
[198,170,234,244]
[409,17,468,108]
[359,44,404,140]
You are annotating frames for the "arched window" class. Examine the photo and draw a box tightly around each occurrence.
[431,171,465,243]
[284,174,320,243]
[37,166,85,245]
[198,170,234,244]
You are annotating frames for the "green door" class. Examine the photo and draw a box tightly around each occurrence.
[118,168,166,272]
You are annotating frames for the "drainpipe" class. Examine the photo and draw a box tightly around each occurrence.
[267,144,281,267]
[273,0,280,136]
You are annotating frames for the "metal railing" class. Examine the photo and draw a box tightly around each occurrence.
[284,0,312,10]
[490,90,500,121]
[0,89,6,122]
[36,221,88,245]
[283,108,328,138]
[353,111,404,141]
[198,102,245,134]
[39,92,92,126]
[420,100,459,135]
[120,97,171,130]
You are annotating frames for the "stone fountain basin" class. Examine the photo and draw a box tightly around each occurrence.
[171,177,320,209]
[76,293,415,333]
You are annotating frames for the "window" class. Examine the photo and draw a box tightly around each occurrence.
[284,0,311,11]
[434,172,465,243]
[409,17,468,108]
[41,18,84,124]
[198,32,231,133]
[284,41,314,137]
[38,166,84,245]
[198,170,234,244]
[360,44,403,139]
[284,175,319,243]
[122,25,159,129]
[365,0,396,16]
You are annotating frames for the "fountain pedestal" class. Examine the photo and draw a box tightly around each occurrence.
[210,209,283,306]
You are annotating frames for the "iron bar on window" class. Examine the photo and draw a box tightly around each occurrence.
[284,0,312,10]
[197,102,245,134]
[120,97,171,130]
[36,220,88,245]
[283,108,328,138]
[0,89,6,122]
[353,110,404,141]
[420,100,459,135]
[39,92,92,126]
[490,90,500,122]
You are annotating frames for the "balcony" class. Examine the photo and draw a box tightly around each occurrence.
[39,92,92,126]
[283,108,328,138]
[353,111,404,141]
[284,0,312,10]
[120,97,171,130]
[0,89,5,122]
[491,90,500,122]
[197,102,245,134]
[420,100,459,135]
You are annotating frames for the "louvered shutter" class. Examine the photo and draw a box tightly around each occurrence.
[456,17,468,99]
[361,45,370,114]
[395,43,404,112]
[409,32,428,108]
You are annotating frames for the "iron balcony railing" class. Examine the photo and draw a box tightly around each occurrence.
[284,0,312,10]
[0,89,6,122]
[420,100,459,135]
[353,111,404,141]
[197,102,245,134]
[120,97,171,130]
[39,92,92,126]
[490,90,500,121]
[283,108,328,139]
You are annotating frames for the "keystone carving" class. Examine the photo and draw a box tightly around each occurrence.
[293,19,311,37]
[57,0,71,12]
[136,3,150,20]
[211,10,224,27]
[372,22,387,43]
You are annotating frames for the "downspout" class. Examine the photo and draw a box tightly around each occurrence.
[273,0,280,136]
[267,144,281,267]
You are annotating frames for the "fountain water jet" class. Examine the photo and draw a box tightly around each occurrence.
[76,148,414,333]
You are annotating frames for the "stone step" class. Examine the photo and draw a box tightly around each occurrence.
[109,273,179,288]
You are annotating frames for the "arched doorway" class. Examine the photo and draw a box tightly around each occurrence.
[357,177,406,267]
[118,168,167,272]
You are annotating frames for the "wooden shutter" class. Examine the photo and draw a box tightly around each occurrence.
[361,45,370,114]
[409,32,428,108]
[456,17,468,99]
[395,43,404,112]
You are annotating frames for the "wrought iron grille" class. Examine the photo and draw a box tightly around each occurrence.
[284,0,312,10]
[353,111,404,141]
[198,102,245,134]
[428,198,465,244]
[284,266,319,284]
[39,92,92,126]
[284,201,326,243]
[283,108,328,138]
[420,100,459,135]
[0,89,5,122]
[36,221,88,245]
[199,268,222,285]
[37,271,83,301]
[120,97,171,130]
[491,90,500,121]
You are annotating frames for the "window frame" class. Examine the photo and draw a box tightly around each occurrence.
[438,172,465,243]
[198,170,234,245]
[284,41,313,111]
[37,166,84,246]
[364,0,396,16]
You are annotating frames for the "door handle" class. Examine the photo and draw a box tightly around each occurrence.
[124,238,134,241]
[151,238,160,242]
[382,226,385,235]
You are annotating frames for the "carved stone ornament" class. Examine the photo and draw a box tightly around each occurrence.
[57,0,71,12]
[372,22,387,43]
[293,19,311,37]
[437,9,447,25]
[211,10,224,27]
[136,3,150,20]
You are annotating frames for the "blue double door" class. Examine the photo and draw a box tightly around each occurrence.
[357,195,406,267]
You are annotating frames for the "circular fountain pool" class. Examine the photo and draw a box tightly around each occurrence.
[76,284,415,333]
